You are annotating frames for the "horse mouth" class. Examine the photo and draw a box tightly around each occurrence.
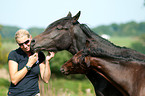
[32,47,57,52]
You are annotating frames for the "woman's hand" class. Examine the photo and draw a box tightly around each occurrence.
[46,52,55,61]
[27,53,38,67]
[39,52,55,83]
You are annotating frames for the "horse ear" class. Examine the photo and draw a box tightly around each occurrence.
[72,11,81,23]
[67,11,72,17]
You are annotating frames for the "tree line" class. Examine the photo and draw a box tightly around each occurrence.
[0,25,44,42]
[0,21,145,40]
[92,21,145,37]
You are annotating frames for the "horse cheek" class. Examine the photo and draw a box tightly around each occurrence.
[56,33,71,49]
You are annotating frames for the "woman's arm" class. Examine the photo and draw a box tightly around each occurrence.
[9,53,38,85]
[39,52,55,83]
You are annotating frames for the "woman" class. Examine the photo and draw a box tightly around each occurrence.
[7,29,55,96]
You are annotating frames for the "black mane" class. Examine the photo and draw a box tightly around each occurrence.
[45,17,71,31]
[80,24,145,62]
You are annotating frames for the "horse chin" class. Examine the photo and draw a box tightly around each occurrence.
[60,68,70,75]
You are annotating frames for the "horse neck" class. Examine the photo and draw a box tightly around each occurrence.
[68,25,87,55]
[85,69,125,96]
[90,34,121,54]
[91,58,133,95]
[87,33,145,62]
[68,24,121,55]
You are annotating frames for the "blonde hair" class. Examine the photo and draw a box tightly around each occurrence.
[15,29,30,42]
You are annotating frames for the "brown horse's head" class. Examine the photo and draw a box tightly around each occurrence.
[60,51,91,75]
[31,11,81,52]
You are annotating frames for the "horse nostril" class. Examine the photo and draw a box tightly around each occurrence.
[31,39,36,45]
[60,68,64,72]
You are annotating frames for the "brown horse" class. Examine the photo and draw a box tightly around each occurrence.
[31,11,145,96]
[61,50,145,96]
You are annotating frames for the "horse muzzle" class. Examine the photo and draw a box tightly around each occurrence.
[60,67,70,75]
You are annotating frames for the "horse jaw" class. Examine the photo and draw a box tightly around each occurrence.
[31,38,58,52]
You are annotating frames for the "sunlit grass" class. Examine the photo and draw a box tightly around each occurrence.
[0,86,8,96]
[110,36,136,48]
[0,78,95,96]
[39,78,95,96]
[2,41,18,51]
[0,78,9,96]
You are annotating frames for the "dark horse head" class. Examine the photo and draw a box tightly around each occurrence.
[31,11,86,54]
[61,50,145,96]
[61,50,90,75]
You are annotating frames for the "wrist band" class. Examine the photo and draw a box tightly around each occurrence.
[25,65,31,71]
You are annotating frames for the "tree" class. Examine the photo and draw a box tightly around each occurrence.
[131,34,145,54]
[0,35,1,48]
[28,27,44,37]
[0,25,2,47]
[0,26,9,65]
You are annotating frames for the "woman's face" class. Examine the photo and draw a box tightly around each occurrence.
[17,35,32,53]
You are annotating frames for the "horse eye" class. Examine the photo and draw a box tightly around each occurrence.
[56,27,68,30]
[56,27,62,30]
[64,28,69,30]
[57,25,63,30]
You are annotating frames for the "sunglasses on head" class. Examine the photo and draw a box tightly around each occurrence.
[18,40,30,46]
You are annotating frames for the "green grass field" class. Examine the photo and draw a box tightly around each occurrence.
[0,77,95,96]
[41,78,95,96]
[2,41,18,51]
[0,78,10,96]
[110,36,135,48]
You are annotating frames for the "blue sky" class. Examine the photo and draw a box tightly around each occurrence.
[0,0,145,29]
